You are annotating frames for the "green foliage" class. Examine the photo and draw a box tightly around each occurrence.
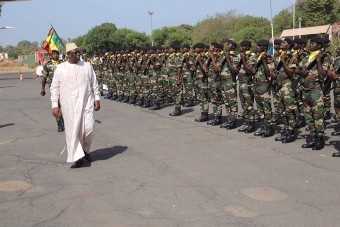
[152,25,193,47]
[299,0,338,26]
[273,9,293,35]
[73,23,150,53]
[192,12,271,44]
[330,37,340,55]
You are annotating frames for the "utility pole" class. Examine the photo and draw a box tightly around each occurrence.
[148,11,154,47]
[270,0,275,56]
[298,17,302,38]
[292,0,296,40]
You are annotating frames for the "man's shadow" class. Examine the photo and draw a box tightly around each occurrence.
[90,145,128,162]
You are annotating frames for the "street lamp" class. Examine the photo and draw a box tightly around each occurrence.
[148,11,154,47]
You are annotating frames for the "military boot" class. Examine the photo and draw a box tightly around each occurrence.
[282,129,297,143]
[57,118,64,132]
[195,112,209,122]
[143,99,151,108]
[129,96,136,105]
[238,122,248,132]
[149,101,161,110]
[296,115,306,128]
[302,135,315,149]
[112,94,118,100]
[123,96,130,103]
[169,106,182,117]
[244,121,256,133]
[262,124,275,138]
[254,125,265,136]
[332,152,340,157]
[312,135,325,150]
[117,95,124,102]
[207,116,222,126]
[183,100,195,107]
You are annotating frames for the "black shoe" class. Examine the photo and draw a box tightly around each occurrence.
[143,100,151,108]
[207,116,222,126]
[254,126,265,136]
[297,115,306,128]
[117,95,124,102]
[169,107,182,116]
[312,135,325,150]
[183,101,195,107]
[332,152,340,157]
[282,129,297,143]
[70,157,91,169]
[332,131,340,136]
[149,102,161,110]
[123,96,130,103]
[195,112,209,122]
[245,123,256,133]
[302,135,315,149]
[112,95,118,100]
[238,124,248,132]
[262,124,274,138]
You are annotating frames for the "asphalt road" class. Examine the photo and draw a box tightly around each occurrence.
[1,74,340,227]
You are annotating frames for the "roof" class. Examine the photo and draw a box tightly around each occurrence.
[280,25,332,37]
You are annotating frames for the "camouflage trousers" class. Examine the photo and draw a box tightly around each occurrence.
[334,81,340,119]
[239,82,255,122]
[174,78,196,108]
[197,79,210,113]
[302,89,325,135]
[254,85,272,125]
[211,80,238,120]
[277,81,298,130]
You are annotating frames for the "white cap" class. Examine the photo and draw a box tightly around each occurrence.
[65,42,79,53]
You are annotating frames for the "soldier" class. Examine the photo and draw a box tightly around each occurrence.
[238,40,257,133]
[169,45,196,116]
[194,43,210,122]
[206,42,224,126]
[296,37,334,150]
[273,38,299,143]
[332,48,340,157]
[219,39,240,129]
[40,49,64,132]
[252,40,275,137]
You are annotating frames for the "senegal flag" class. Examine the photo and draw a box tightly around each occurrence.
[42,27,65,53]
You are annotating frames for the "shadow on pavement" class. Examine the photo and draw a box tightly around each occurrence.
[0,123,15,129]
[90,145,128,162]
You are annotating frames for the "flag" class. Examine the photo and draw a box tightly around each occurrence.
[42,27,64,53]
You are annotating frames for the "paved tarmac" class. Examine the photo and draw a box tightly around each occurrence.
[1,74,340,227]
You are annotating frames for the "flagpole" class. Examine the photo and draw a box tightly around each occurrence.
[270,0,275,56]
[293,0,296,40]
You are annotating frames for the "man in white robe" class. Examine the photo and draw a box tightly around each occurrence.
[50,43,101,168]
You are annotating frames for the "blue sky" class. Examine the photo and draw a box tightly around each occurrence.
[0,0,293,46]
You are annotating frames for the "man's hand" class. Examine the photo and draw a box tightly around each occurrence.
[40,89,46,96]
[94,101,101,111]
[52,107,61,118]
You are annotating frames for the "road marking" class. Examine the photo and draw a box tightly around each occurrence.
[0,138,16,145]
[241,187,288,202]
[224,205,258,218]
[0,181,32,192]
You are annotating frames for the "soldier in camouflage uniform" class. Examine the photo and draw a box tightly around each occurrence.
[206,42,224,126]
[332,48,340,157]
[238,40,256,133]
[169,46,196,116]
[273,38,299,143]
[40,50,64,132]
[297,37,334,150]
[252,40,275,137]
[194,43,210,122]
[218,40,240,129]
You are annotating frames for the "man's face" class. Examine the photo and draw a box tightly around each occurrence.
[280,41,289,50]
[51,51,59,61]
[67,50,80,64]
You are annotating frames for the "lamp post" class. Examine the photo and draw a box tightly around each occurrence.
[269,0,275,56]
[148,11,154,47]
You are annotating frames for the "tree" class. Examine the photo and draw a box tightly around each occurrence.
[83,23,118,53]
[273,9,293,35]
[192,12,271,44]
[300,0,338,26]
[152,24,193,47]
[114,28,150,49]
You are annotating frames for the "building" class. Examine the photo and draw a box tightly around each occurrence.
[280,22,340,41]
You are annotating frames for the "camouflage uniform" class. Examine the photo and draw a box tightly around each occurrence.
[195,52,210,122]
[42,59,64,131]
[219,50,240,129]
[298,49,332,150]
[274,50,299,142]
[253,52,274,137]
[238,51,256,132]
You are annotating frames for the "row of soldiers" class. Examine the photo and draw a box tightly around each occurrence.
[90,37,340,155]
